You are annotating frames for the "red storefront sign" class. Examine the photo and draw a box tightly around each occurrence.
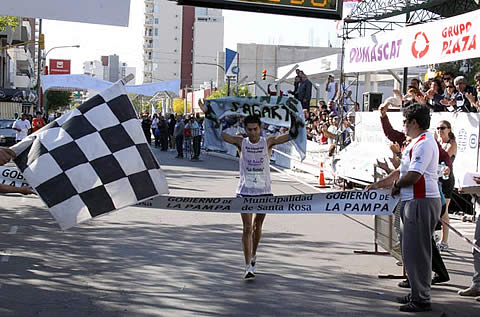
[49,59,71,75]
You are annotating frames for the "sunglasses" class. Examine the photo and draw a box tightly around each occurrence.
[443,77,452,80]
[447,85,454,88]
[437,126,448,130]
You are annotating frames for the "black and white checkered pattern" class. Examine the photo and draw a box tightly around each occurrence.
[13,82,168,230]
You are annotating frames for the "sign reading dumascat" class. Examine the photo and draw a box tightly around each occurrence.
[138,190,399,215]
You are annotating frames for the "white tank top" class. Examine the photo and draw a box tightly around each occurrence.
[237,137,271,196]
[327,81,336,101]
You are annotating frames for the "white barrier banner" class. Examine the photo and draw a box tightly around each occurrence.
[335,112,480,186]
[345,9,480,73]
[0,166,29,188]
[138,190,399,215]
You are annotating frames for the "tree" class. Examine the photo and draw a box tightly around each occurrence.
[0,16,18,32]
[207,85,252,99]
[172,98,190,114]
[45,90,73,113]
[154,100,163,114]
[435,58,480,84]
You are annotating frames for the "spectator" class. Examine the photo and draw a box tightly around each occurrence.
[12,113,31,143]
[174,115,185,158]
[168,114,176,150]
[151,114,159,147]
[410,78,421,90]
[453,76,475,112]
[32,111,45,132]
[440,82,457,111]
[303,109,313,125]
[322,115,339,156]
[187,117,201,160]
[466,83,480,111]
[141,113,152,144]
[325,74,338,102]
[327,99,337,116]
[436,120,457,252]
[425,79,444,112]
[442,72,455,94]
[157,115,169,151]
[457,176,480,300]
[370,104,442,312]
[297,71,312,110]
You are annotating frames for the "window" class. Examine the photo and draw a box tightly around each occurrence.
[154,18,159,24]
[154,28,158,36]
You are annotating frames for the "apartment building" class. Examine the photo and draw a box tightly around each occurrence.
[143,0,223,90]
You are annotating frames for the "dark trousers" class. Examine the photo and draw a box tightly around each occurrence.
[143,129,151,144]
[193,135,201,158]
[175,135,184,157]
[160,134,168,151]
[432,238,449,280]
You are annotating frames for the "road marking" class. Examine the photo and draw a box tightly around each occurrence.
[1,249,10,263]
[7,226,18,234]
[450,219,476,237]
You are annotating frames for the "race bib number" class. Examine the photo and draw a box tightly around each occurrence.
[245,170,266,189]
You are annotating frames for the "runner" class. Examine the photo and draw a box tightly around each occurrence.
[221,115,291,280]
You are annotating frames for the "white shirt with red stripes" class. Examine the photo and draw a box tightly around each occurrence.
[399,131,440,201]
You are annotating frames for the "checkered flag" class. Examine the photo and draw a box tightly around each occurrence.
[12,81,169,230]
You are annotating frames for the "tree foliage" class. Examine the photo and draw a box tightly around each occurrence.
[45,90,73,113]
[172,98,190,114]
[207,85,252,99]
[0,16,19,32]
[435,58,480,85]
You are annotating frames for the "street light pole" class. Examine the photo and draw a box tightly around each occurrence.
[37,44,80,113]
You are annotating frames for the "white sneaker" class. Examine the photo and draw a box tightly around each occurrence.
[244,264,255,280]
[250,255,257,273]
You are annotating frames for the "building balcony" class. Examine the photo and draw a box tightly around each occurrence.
[144,43,153,50]
[144,19,153,26]
[144,33,153,39]
[143,54,152,61]
[145,0,154,4]
[145,7,154,15]
[13,74,32,88]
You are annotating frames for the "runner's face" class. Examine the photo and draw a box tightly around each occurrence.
[245,123,261,140]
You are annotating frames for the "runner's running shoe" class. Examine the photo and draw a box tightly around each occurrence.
[244,264,255,280]
[251,255,257,273]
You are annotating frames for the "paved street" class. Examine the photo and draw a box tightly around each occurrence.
[0,148,479,316]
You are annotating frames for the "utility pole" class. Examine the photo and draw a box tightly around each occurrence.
[36,19,42,112]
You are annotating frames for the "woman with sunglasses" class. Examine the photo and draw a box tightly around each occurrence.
[440,82,457,111]
[436,120,457,251]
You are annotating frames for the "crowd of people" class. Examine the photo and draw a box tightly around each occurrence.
[141,112,203,160]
